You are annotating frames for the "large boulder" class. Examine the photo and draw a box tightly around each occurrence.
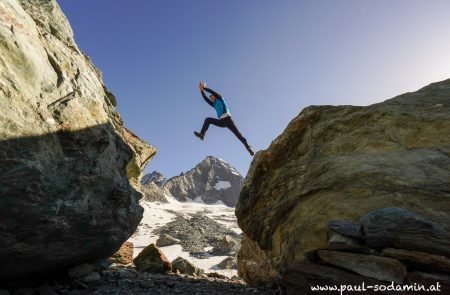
[0,0,155,283]
[156,233,181,247]
[133,244,172,273]
[236,79,450,284]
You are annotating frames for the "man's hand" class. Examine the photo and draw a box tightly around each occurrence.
[199,82,207,91]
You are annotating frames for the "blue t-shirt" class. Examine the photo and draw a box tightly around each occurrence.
[213,97,230,118]
[201,87,231,118]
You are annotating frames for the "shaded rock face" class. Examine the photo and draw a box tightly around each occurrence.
[0,0,155,283]
[164,156,243,207]
[237,234,278,285]
[236,79,450,284]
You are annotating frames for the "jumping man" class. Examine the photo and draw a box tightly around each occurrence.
[194,82,255,156]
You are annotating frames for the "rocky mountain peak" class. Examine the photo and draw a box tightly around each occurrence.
[164,156,244,207]
[141,171,167,187]
[198,156,241,176]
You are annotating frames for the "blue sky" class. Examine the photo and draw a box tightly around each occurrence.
[58,0,450,178]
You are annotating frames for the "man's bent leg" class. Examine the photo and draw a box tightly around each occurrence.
[224,117,250,148]
[200,117,226,135]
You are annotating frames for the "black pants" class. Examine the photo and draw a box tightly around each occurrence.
[200,116,250,149]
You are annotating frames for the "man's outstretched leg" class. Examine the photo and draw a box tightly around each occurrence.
[223,117,255,156]
[194,117,226,140]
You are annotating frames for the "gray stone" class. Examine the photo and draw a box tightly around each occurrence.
[68,263,95,279]
[361,208,450,257]
[327,229,370,253]
[172,257,204,275]
[0,0,155,284]
[80,272,101,283]
[382,248,450,274]
[156,233,181,247]
[216,257,237,270]
[328,220,363,239]
[213,235,237,255]
[317,250,407,283]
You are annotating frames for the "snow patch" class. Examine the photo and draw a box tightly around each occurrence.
[193,196,205,203]
[214,180,231,190]
[212,200,225,205]
[128,197,241,277]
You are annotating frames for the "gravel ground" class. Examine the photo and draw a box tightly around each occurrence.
[153,212,241,256]
[1,265,280,295]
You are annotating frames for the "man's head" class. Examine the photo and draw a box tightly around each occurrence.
[210,94,216,102]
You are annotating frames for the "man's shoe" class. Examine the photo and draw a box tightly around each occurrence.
[194,131,204,140]
[246,146,255,156]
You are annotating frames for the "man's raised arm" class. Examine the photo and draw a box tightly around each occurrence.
[199,82,213,106]
[203,86,223,100]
